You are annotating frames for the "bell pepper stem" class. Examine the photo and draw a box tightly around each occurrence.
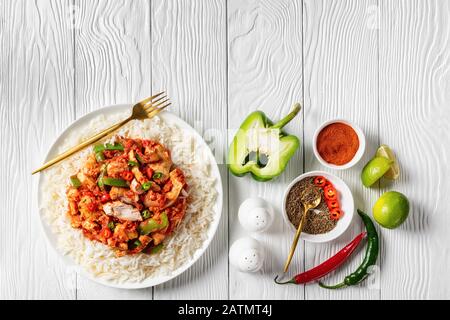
[270,103,301,130]
[274,275,296,285]
[318,281,347,289]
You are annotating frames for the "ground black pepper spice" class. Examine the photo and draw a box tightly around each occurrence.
[286,177,337,234]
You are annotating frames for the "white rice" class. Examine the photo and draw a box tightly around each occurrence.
[39,112,218,283]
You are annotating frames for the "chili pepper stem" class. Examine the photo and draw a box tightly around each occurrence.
[274,275,296,285]
[271,103,301,130]
[318,281,347,289]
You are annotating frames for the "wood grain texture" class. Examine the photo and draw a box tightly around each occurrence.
[74,0,152,117]
[303,0,380,300]
[2,0,450,300]
[74,0,153,299]
[228,0,304,300]
[151,0,228,300]
[0,0,75,299]
[379,0,450,299]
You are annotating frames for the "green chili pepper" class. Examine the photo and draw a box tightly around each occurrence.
[227,104,301,181]
[101,177,129,188]
[141,209,151,220]
[107,221,115,231]
[128,160,139,167]
[93,142,124,153]
[319,209,379,289]
[150,244,164,254]
[138,212,168,235]
[142,181,152,191]
[95,151,105,162]
[152,172,163,180]
[70,175,81,188]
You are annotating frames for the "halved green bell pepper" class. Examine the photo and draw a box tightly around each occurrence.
[227,103,301,181]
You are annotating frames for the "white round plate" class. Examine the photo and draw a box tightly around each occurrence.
[282,170,354,243]
[37,104,223,289]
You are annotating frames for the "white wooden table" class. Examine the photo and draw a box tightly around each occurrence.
[1,0,449,300]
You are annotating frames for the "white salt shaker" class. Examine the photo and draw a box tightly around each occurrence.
[229,237,265,272]
[238,197,274,233]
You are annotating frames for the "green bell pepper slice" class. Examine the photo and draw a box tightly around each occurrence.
[95,151,105,162]
[139,212,169,235]
[101,177,129,188]
[93,142,124,153]
[227,103,301,181]
[150,243,164,254]
[70,175,81,188]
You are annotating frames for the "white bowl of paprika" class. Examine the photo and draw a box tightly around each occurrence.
[312,119,366,170]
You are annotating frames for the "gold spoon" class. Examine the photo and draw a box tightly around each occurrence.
[283,189,322,273]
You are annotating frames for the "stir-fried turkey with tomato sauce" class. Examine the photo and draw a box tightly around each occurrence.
[66,137,188,257]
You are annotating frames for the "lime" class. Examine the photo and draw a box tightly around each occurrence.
[376,144,400,180]
[373,191,410,229]
[361,156,393,187]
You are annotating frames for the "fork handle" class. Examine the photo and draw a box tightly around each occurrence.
[283,207,309,273]
[32,117,130,175]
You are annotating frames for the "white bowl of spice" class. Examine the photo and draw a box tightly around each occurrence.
[282,171,354,243]
[312,119,365,170]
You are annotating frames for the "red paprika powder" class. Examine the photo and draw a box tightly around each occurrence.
[316,123,359,165]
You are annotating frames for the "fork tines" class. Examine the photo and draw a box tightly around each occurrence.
[144,92,171,117]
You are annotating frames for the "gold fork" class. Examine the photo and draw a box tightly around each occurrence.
[32,92,170,175]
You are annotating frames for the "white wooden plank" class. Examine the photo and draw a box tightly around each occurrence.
[303,0,380,299]
[74,0,153,299]
[0,0,75,299]
[228,0,304,300]
[379,0,450,299]
[151,0,228,300]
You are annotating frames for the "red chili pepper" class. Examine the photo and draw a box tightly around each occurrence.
[121,171,134,181]
[326,199,340,210]
[324,185,337,201]
[100,227,112,239]
[274,232,366,285]
[313,176,327,188]
[100,192,111,203]
[323,180,334,189]
[330,208,343,220]
[146,167,154,179]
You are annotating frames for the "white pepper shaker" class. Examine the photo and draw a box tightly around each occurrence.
[229,237,265,272]
[238,197,274,233]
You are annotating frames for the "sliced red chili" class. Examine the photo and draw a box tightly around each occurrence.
[326,199,340,210]
[146,167,154,179]
[121,171,134,181]
[313,176,327,188]
[100,192,111,203]
[324,185,337,201]
[330,208,343,220]
[101,227,112,239]
[323,180,334,189]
